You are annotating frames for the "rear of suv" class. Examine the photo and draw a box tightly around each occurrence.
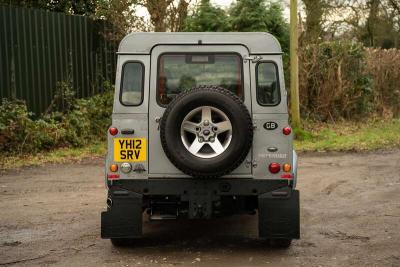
[101,32,299,248]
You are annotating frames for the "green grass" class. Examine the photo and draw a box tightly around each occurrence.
[0,142,106,171]
[1,119,399,170]
[295,119,400,152]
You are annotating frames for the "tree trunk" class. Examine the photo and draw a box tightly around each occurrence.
[303,0,325,43]
[145,0,172,32]
[366,0,380,47]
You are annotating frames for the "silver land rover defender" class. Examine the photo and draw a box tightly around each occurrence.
[101,32,299,248]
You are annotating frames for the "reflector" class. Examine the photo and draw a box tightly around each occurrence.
[281,173,293,179]
[107,174,120,180]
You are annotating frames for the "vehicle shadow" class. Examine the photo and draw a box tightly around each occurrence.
[116,214,292,253]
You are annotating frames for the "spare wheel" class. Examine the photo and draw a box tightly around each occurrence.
[160,86,253,178]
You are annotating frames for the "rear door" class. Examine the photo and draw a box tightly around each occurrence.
[148,45,253,177]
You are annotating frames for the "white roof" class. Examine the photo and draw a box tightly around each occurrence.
[118,32,282,54]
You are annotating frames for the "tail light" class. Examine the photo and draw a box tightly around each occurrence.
[109,164,118,172]
[282,163,291,172]
[282,126,291,135]
[109,127,118,136]
[269,162,280,173]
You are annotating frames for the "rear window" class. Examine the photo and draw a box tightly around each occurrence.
[256,62,280,106]
[120,62,144,106]
[157,53,243,105]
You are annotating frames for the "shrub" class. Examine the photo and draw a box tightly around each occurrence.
[299,41,374,121]
[0,99,66,153]
[0,83,113,155]
[365,48,400,118]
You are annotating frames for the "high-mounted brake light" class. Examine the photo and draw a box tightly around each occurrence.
[109,127,118,136]
[269,162,280,174]
[283,126,292,135]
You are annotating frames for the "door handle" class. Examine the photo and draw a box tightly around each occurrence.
[121,129,135,135]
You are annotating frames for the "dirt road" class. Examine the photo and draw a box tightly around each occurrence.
[1,151,400,266]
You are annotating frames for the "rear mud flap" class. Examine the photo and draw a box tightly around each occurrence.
[258,187,300,239]
[101,191,143,239]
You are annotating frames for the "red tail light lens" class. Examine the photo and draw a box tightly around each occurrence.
[283,126,291,135]
[109,127,118,136]
[269,162,281,173]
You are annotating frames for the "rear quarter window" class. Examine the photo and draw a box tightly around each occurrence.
[120,62,144,106]
[256,62,280,106]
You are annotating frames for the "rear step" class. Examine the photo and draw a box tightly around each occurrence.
[149,199,180,220]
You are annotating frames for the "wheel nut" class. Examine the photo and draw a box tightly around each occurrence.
[213,127,218,132]
[204,120,209,126]
[196,127,201,132]
[210,137,215,142]
[199,137,204,143]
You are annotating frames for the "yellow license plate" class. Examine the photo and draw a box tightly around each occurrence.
[114,138,146,162]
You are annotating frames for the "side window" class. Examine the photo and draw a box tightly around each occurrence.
[256,62,280,106]
[120,62,144,106]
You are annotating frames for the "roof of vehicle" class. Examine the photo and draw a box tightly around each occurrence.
[118,32,282,54]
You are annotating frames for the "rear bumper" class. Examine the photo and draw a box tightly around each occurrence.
[102,179,299,240]
[107,178,291,196]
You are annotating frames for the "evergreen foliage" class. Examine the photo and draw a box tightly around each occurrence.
[184,0,229,32]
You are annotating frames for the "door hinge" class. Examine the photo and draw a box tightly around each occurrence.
[245,159,257,168]
[243,55,263,63]
[155,117,161,130]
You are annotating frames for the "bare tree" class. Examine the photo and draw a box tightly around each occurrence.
[303,0,400,48]
[137,0,191,32]
[168,0,189,32]
[96,0,148,40]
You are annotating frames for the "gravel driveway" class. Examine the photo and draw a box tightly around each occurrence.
[1,150,399,266]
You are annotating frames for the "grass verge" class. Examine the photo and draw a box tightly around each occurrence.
[295,119,400,152]
[0,142,106,171]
